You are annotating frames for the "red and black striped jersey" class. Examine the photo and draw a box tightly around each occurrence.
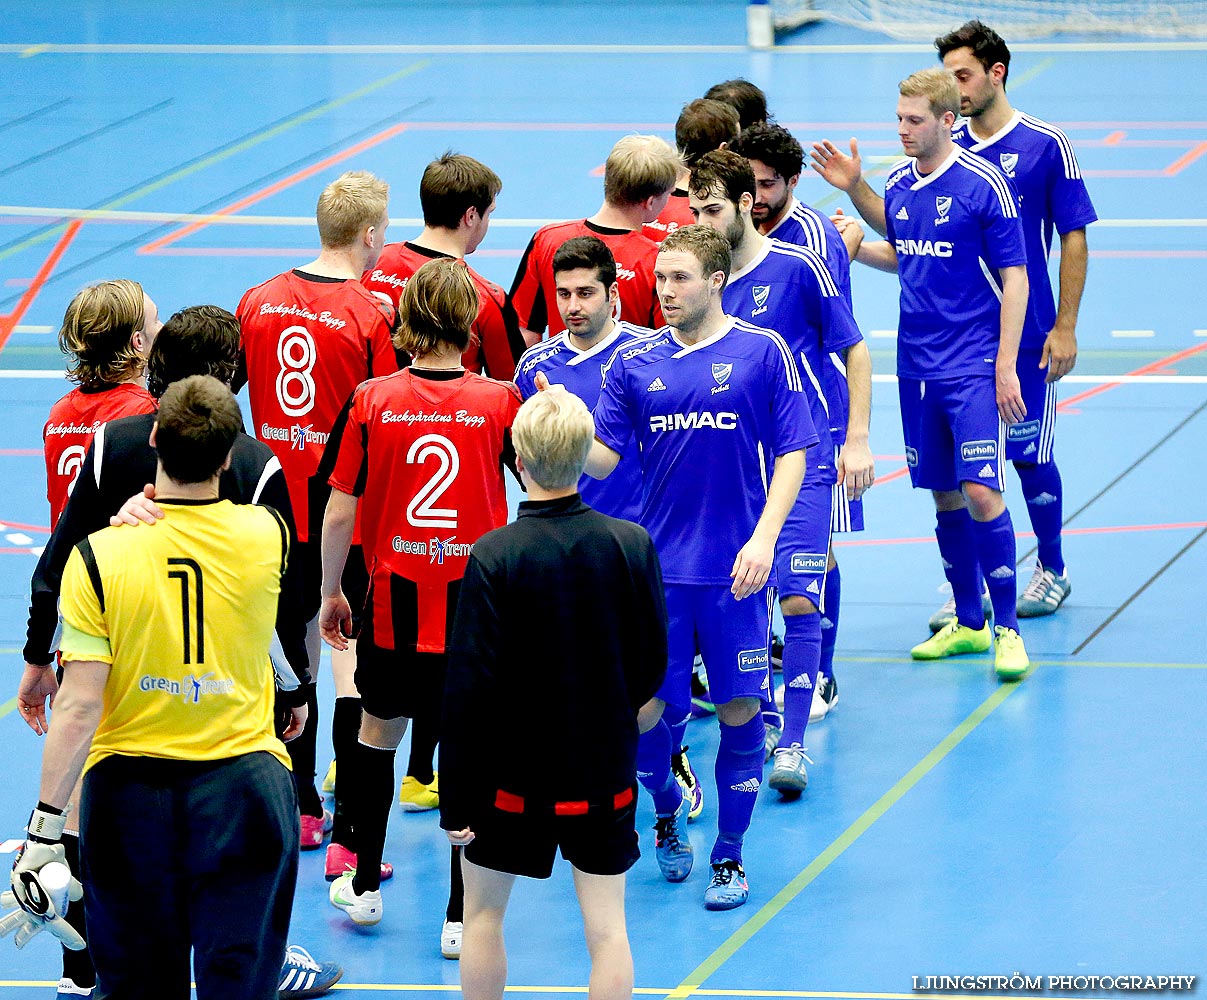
[641,190,695,243]
[236,269,398,540]
[363,242,525,380]
[509,220,663,338]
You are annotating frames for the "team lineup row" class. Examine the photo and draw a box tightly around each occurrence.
[8,17,1093,1000]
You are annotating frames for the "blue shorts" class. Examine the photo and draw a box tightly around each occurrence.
[775,481,833,604]
[898,376,1005,493]
[1004,348,1058,464]
[830,483,864,532]
[663,583,772,707]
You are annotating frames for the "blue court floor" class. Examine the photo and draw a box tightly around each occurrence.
[1,2,1206,996]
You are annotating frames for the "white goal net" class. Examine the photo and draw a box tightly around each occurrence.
[751,0,1207,42]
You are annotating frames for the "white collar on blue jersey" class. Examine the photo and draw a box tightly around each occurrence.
[728,237,774,281]
[670,316,737,357]
[764,196,800,239]
[963,110,1024,152]
[910,146,961,190]
[565,323,629,366]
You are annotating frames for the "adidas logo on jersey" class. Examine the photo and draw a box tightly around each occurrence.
[1028,492,1058,506]
[730,778,761,793]
[1024,443,1037,456]
[941,558,953,570]
[788,674,814,690]
[647,377,667,392]
[896,206,909,220]
[989,566,1015,580]
[978,464,996,478]
[806,580,821,596]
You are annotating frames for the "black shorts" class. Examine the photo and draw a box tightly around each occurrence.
[463,788,640,880]
[353,638,447,722]
[297,540,369,624]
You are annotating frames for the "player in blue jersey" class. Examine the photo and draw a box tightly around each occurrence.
[814,68,1032,680]
[686,150,873,795]
[514,237,648,523]
[730,124,868,721]
[813,26,1095,626]
[937,20,1096,619]
[515,236,709,821]
[540,224,812,908]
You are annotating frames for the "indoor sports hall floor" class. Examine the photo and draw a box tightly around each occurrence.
[2,2,1205,995]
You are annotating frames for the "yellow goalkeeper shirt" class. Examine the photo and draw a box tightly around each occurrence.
[59,498,292,773]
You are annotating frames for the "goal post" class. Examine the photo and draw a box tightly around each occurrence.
[749,0,1207,45]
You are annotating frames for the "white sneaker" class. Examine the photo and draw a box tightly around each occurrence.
[928,586,993,632]
[441,919,463,959]
[809,673,838,722]
[1017,563,1071,617]
[57,980,93,998]
[328,871,382,925]
[767,745,813,799]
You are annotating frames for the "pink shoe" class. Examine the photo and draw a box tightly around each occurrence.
[300,811,330,850]
[324,842,394,882]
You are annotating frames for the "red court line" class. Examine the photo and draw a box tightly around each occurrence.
[139,123,410,255]
[1165,141,1207,175]
[0,219,82,351]
[835,519,1207,548]
[0,519,50,534]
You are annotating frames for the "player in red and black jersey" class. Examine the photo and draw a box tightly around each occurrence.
[320,258,521,948]
[641,100,739,245]
[510,134,681,343]
[363,153,525,381]
[236,169,401,852]
[43,279,161,529]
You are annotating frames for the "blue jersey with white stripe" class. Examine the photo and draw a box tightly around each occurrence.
[953,111,1097,350]
[594,319,816,585]
[884,147,1027,380]
[723,238,863,485]
[764,197,853,303]
[514,321,649,522]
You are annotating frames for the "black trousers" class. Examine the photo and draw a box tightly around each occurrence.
[80,751,299,1000]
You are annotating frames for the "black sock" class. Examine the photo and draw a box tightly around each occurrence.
[351,741,395,894]
[405,708,438,786]
[61,833,95,988]
[288,683,323,817]
[446,845,464,923]
[330,697,362,848]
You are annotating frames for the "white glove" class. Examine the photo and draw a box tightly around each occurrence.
[0,809,86,951]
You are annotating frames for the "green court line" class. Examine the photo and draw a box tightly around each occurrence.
[835,655,1207,669]
[0,695,15,719]
[664,682,1021,999]
[0,59,429,264]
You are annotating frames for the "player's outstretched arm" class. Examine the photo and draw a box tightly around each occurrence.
[996,265,1030,424]
[837,341,875,501]
[810,139,889,236]
[1043,227,1089,383]
[831,208,865,260]
[855,240,899,273]
[318,490,357,651]
[533,373,621,478]
[731,449,807,600]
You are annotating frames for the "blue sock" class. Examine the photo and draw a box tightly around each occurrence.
[935,508,985,629]
[637,717,683,816]
[779,611,821,748]
[667,704,690,755]
[972,508,1019,632]
[819,564,841,680]
[1015,461,1065,575]
[711,714,765,866]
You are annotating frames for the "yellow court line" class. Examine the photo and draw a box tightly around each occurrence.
[835,655,1207,669]
[664,682,1020,999]
[0,60,429,264]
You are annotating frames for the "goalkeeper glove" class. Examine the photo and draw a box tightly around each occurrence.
[0,806,86,951]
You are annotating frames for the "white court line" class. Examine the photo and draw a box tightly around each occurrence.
[1111,329,1157,338]
[13,325,53,333]
[4,205,1207,229]
[1195,330,1207,337]
[4,41,1207,54]
[0,839,25,854]
[869,330,898,338]
[5,372,1207,383]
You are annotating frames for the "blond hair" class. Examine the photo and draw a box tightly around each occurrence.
[899,67,960,119]
[603,134,681,206]
[511,389,594,490]
[59,279,147,387]
[660,224,732,284]
[395,257,479,357]
[316,170,389,248]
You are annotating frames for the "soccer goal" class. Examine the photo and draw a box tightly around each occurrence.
[747,0,1207,46]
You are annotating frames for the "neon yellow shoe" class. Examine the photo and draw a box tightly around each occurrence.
[910,620,991,660]
[322,760,337,795]
[398,775,439,812]
[993,625,1030,681]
